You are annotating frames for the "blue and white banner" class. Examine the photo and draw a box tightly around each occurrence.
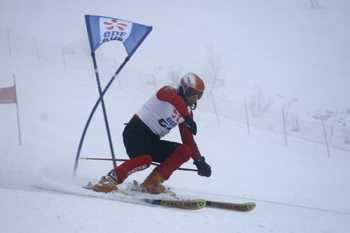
[85,15,152,57]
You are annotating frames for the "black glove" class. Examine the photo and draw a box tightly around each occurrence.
[184,115,197,135]
[194,157,211,177]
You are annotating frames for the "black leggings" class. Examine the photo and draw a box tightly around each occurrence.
[122,117,180,163]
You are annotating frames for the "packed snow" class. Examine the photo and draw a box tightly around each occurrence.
[1,0,350,232]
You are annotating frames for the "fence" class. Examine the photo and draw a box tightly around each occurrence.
[1,27,349,154]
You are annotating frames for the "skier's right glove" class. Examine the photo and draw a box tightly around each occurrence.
[194,157,212,177]
[184,115,197,135]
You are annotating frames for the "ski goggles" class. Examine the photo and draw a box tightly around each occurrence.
[185,87,203,100]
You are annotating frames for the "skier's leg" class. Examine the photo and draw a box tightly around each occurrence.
[92,118,155,192]
[140,143,191,193]
[155,144,191,180]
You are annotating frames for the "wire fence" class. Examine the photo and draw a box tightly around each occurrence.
[1,27,349,154]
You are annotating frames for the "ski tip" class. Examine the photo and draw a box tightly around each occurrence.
[243,202,256,211]
[195,199,207,210]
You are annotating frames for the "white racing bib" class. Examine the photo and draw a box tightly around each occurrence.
[136,93,191,137]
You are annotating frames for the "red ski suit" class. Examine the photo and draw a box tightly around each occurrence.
[113,86,202,183]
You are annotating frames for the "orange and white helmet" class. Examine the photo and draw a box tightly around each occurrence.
[177,72,205,100]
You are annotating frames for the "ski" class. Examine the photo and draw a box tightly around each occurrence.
[82,182,206,210]
[206,200,256,212]
[129,180,255,211]
[83,181,255,211]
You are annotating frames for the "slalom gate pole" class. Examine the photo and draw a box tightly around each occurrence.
[91,53,116,167]
[73,57,130,176]
[80,157,198,172]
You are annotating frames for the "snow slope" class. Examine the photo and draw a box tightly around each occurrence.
[1,0,350,232]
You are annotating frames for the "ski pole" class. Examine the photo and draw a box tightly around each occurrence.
[80,157,198,172]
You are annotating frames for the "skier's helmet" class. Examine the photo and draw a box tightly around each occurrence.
[177,72,205,100]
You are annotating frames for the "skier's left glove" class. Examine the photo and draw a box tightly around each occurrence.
[194,156,212,177]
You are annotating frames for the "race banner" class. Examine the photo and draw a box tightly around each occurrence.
[85,15,152,57]
[74,15,152,174]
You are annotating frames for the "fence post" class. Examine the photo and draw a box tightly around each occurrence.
[7,27,12,56]
[321,120,330,157]
[244,99,250,135]
[61,44,67,72]
[34,38,41,65]
[210,93,220,125]
[282,108,288,146]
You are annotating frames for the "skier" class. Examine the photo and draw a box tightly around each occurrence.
[92,72,212,194]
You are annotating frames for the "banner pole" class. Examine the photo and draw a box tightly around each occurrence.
[13,74,21,145]
[73,57,129,176]
[91,53,116,167]
[16,104,21,145]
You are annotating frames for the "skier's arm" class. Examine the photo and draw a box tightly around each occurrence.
[179,121,212,177]
[179,120,201,161]
[156,86,190,118]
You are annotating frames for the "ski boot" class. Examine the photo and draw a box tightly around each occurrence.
[139,170,166,194]
[92,171,119,193]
